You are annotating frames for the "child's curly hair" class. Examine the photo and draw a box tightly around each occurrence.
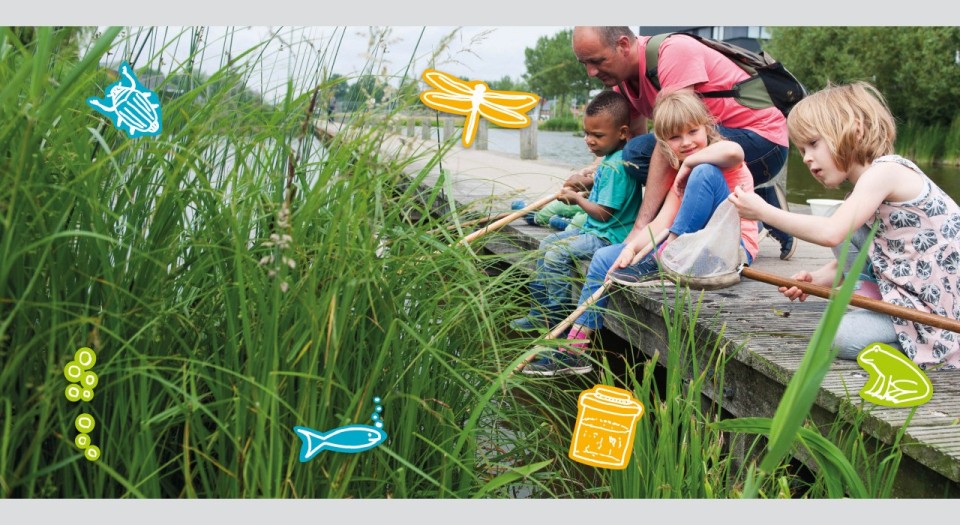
[585,90,631,128]
[787,81,896,171]
[652,90,723,169]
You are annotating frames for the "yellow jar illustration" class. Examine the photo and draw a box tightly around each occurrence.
[568,385,644,469]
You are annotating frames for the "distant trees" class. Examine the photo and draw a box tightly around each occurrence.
[766,27,960,126]
[523,29,598,118]
[343,75,386,107]
[486,75,529,93]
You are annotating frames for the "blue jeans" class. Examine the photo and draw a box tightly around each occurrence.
[527,230,610,320]
[670,164,736,238]
[573,242,625,330]
[622,127,791,244]
[573,164,753,331]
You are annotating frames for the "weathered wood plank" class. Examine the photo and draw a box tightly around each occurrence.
[481,216,960,491]
[345,117,960,494]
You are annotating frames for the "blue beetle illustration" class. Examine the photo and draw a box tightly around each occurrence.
[87,61,162,138]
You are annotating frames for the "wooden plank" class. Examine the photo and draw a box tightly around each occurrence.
[373,125,960,492]
[482,219,960,489]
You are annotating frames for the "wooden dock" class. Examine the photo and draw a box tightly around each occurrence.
[319,118,960,496]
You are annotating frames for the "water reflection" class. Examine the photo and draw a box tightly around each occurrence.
[477,128,960,205]
[786,149,960,204]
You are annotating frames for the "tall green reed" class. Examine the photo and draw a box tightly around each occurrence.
[0,26,583,498]
[898,121,946,165]
[716,225,908,498]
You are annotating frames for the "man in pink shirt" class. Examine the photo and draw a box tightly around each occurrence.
[571,26,795,262]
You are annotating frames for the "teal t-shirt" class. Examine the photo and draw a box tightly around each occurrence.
[579,149,642,244]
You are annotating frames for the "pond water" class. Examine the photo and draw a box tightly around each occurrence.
[478,128,960,205]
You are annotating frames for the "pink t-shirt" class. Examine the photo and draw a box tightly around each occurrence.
[615,35,788,147]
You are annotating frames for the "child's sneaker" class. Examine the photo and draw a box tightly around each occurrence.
[509,315,548,332]
[608,257,660,287]
[548,215,572,231]
[521,350,593,377]
[774,184,797,260]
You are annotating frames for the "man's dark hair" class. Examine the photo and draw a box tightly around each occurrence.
[585,90,630,127]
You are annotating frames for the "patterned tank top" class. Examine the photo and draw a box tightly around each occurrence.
[869,155,960,369]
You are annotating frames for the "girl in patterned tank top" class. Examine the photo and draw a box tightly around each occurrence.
[729,81,960,370]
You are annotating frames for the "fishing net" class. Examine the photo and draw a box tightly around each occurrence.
[656,199,744,290]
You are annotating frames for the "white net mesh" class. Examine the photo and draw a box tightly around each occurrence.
[657,199,744,290]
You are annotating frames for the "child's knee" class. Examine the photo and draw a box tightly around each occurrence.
[543,248,568,267]
[832,333,864,360]
[833,310,899,360]
[688,163,724,184]
[832,314,864,359]
[588,244,621,275]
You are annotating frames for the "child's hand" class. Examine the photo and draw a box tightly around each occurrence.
[675,162,693,192]
[778,271,814,302]
[728,186,767,220]
[564,167,594,191]
[609,245,636,273]
[557,187,581,205]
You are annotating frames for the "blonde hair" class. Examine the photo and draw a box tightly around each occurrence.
[787,81,896,171]
[652,90,723,169]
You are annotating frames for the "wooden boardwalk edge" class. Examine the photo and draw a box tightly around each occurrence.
[325,117,960,496]
[487,222,960,495]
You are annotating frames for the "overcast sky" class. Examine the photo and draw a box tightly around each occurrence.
[100,26,570,100]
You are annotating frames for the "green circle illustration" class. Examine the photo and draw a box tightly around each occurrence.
[80,387,95,402]
[84,445,101,462]
[63,361,83,382]
[75,413,95,433]
[65,384,82,402]
[81,370,99,389]
[75,433,91,449]
[75,347,97,369]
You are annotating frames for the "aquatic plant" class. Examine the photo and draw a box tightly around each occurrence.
[0,25,576,498]
[0,26,910,500]
[715,226,909,498]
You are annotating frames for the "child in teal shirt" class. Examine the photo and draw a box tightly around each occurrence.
[510,90,641,333]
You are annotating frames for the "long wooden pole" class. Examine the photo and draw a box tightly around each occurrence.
[424,211,514,236]
[740,266,960,333]
[514,228,670,373]
[459,193,558,246]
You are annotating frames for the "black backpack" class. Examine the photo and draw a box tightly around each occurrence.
[644,32,806,116]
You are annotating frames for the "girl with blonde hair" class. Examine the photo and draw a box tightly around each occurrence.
[731,81,960,369]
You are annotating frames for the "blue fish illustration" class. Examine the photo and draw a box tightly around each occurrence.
[293,424,387,462]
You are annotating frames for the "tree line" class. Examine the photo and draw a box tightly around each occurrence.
[766,27,960,128]
[511,26,960,131]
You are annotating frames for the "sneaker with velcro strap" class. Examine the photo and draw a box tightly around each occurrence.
[521,349,593,377]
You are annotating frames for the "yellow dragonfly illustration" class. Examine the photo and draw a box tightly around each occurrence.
[419,69,540,148]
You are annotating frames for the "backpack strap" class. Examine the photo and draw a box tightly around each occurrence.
[644,33,672,91]
[644,32,738,99]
